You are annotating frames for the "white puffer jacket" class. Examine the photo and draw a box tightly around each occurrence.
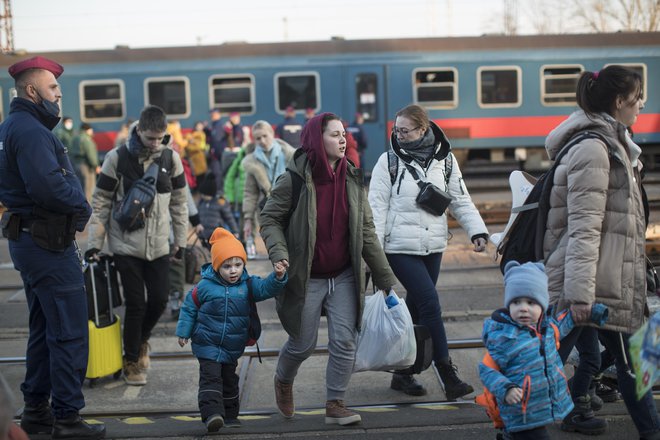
[368,122,488,255]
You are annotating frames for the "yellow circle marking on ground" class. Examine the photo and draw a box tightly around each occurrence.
[413,403,459,411]
[122,417,154,424]
[355,407,398,413]
[84,419,104,425]
[237,415,270,421]
[172,416,201,422]
[296,409,326,415]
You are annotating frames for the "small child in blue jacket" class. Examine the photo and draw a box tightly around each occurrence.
[479,261,607,440]
[175,227,287,432]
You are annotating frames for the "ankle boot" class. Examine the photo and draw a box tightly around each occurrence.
[20,401,53,435]
[390,373,427,396]
[588,382,603,412]
[52,414,105,440]
[560,395,608,435]
[435,358,474,401]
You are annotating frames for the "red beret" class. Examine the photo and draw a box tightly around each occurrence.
[8,56,63,79]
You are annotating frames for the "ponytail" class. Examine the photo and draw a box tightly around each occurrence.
[576,65,642,117]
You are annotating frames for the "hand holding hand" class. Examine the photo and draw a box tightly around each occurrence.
[178,337,189,347]
[473,237,487,252]
[84,248,100,262]
[194,224,204,234]
[570,303,593,324]
[274,261,287,279]
[505,387,523,404]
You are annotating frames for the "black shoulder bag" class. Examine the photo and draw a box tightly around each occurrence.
[403,161,453,217]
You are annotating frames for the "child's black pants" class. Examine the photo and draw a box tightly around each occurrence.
[198,358,239,421]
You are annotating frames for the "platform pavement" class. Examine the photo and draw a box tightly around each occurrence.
[2,227,659,439]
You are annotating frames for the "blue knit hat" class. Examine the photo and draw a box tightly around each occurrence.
[503,260,549,313]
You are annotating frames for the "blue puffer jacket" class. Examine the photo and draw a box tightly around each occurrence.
[175,263,287,363]
[479,305,606,433]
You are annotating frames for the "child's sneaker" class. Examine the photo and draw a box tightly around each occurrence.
[223,418,242,428]
[205,414,224,432]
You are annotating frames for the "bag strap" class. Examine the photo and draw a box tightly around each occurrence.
[387,150,398,186]
[191,285,200,308]
[401,162,426,190]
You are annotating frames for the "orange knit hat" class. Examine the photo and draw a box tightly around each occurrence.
[209,227,247,271]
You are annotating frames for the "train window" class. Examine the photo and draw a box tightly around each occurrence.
[413,68,457,109]
[477,66,521,108]
[79,80,125,122]
[209,74,255,114]
[355,73,378,122]
[275,72,319,113]
[604,63,647,103]
[144,77,190,118]
[541,65,583,106]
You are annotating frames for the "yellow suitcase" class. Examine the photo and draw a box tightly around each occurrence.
[86,316,123,384]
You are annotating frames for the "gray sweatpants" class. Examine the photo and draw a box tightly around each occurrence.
[276,267,358,401]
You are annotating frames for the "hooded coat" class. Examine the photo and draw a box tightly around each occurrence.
[542,110,646,333]
[87,122,189,260]
[175,264,287,363]
[259,113,397,338]
[368,121,488,254]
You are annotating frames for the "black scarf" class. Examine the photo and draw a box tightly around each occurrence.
[398,128,436,167]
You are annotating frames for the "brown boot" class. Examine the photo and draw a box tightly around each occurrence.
[274,376,294,418]
[137,342,151,372]
[123,360,147,386]
[325,400,361,426]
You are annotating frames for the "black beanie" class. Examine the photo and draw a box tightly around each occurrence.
[199,173,217,197]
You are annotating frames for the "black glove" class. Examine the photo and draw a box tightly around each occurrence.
[84,248,100,261]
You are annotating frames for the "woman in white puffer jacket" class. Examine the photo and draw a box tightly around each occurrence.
[368,104,488,400]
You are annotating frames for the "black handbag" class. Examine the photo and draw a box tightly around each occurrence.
[404,162,453,216]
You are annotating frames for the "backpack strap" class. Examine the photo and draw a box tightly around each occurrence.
[387,149,398,186]
[191,285,200,308]
[444,153,453,189]
[475,351,505,429]
[550,322,560,350]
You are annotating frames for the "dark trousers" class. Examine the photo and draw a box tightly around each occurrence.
[9,232,88,419]
[558,326,601,397]
[114,254,169,361]
[198,358,240,421]
[386,253,448,362]
[509,425,550,439]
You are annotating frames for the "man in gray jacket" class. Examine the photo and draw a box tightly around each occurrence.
[86,106,188,386]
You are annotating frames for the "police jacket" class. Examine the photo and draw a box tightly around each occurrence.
[368,122,488,255]
[0,98,91,230]
[175,264,287,363]
[86,123,188,261]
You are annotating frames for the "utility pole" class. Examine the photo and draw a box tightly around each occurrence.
[0,0,13,53]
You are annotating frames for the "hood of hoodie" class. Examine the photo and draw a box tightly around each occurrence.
[300,112,348,182]
[390,120,451,168]
[544,110,628,161]
[126,121,171,160]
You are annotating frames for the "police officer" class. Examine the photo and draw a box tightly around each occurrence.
[0,56,105,440]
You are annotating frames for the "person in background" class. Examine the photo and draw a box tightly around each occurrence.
[275,106,302,148]
[480,261,608,440]
[197,173,240,240]
[223,143,248,236]
[185,121,209,183]
[0,56,103,439]
[86,105,188,387]
[342,120,360,168]
[167,120,196,191]
[303,107,316,125]
[542,65,660,439]
[347,112,368,167]
[260,113,398,426]
[55,116,74,151]
[368,104,488,401]
[176,227,287,432]
[69,122,99,202]
[207,108,224,195]
[241,120,296,254]
[114,120,133,149]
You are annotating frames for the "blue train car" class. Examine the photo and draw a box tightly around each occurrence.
[0,32,658,171]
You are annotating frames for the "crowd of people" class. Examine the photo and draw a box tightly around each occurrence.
[0,55,658,440]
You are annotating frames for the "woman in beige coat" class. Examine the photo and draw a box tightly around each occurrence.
[543,65,659,439]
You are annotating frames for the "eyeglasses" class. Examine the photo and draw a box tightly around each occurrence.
[393,126,420,136]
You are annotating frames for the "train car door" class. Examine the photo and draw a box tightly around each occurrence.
[345,67,385,174]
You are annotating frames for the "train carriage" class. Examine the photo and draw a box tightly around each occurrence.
[0,32,658,171]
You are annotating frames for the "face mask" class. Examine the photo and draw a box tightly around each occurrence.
[40,99,60,118]
[63,121,73,130]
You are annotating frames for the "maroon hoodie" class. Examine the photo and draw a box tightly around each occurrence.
[300,113,350,278]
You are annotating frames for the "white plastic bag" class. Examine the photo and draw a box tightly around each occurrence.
[353,290,417,372]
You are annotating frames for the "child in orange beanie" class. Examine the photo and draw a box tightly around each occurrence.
[175,227,287,432]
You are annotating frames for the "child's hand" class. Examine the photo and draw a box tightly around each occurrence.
[274,261,287,279]
[178,337,189,347]
[505,387,523,404]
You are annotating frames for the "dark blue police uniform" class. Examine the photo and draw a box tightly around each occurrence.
[0,96,92,419]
